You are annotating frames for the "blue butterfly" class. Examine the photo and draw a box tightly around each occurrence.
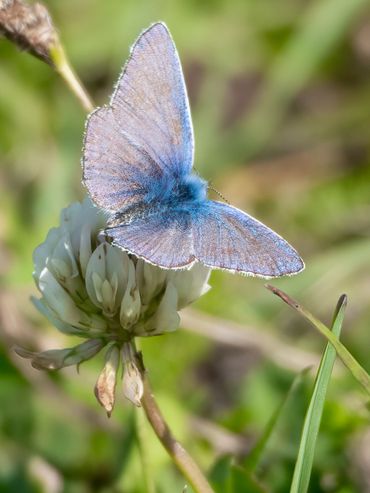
[82,22,304,277]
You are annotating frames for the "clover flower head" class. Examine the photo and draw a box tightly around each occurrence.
[17,198,211,415]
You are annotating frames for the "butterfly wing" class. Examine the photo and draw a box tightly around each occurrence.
[107,200,303,276]
[83,22,303,277]
[192,201,304,277]
[82,22,194,212]
[107,210,195,269]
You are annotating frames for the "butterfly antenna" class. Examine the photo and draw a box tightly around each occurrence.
[193,166,201,176]
[193,167,230,204]
[208,182,231,205]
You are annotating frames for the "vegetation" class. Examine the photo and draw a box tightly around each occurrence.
[0,0,369,491]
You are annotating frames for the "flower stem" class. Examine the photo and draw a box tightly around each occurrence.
[50,43,94,113]
[266,285,370,396]
[140,373,215,493]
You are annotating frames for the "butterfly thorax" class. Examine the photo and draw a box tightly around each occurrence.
[107,173,207,227]
[172,173,207,203]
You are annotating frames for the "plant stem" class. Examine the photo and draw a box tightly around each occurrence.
[51,43,94,113]
[266,285,370,396]
[136,355,215,493]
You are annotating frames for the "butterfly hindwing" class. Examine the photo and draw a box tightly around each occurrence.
[193,201,304,277]
[82,22,194,212]
[107,209,195,268]
[107,200,303,277]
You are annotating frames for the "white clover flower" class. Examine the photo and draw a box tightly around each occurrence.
[17,198,211,415]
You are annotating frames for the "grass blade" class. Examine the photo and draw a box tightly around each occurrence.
[266,285,370,395]
[289,294,347,493]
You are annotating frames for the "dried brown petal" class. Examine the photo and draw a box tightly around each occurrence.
[94,345,120,417]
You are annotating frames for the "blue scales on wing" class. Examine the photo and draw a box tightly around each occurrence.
[82,22,194,212]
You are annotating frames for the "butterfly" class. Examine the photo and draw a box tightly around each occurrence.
[82,22,304,278]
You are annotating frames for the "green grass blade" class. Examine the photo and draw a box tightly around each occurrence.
[267,285,370,395]
[290,294,347,493]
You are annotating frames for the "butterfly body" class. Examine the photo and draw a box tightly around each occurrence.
[107,172,207,228]
[141,169,208,209]
[82,22,304,277]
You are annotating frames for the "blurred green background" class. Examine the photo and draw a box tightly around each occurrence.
[0,0,370,492]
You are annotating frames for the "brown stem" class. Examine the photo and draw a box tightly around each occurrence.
[140,372,215,493]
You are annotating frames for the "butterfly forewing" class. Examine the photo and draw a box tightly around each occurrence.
[83,23,194,212]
